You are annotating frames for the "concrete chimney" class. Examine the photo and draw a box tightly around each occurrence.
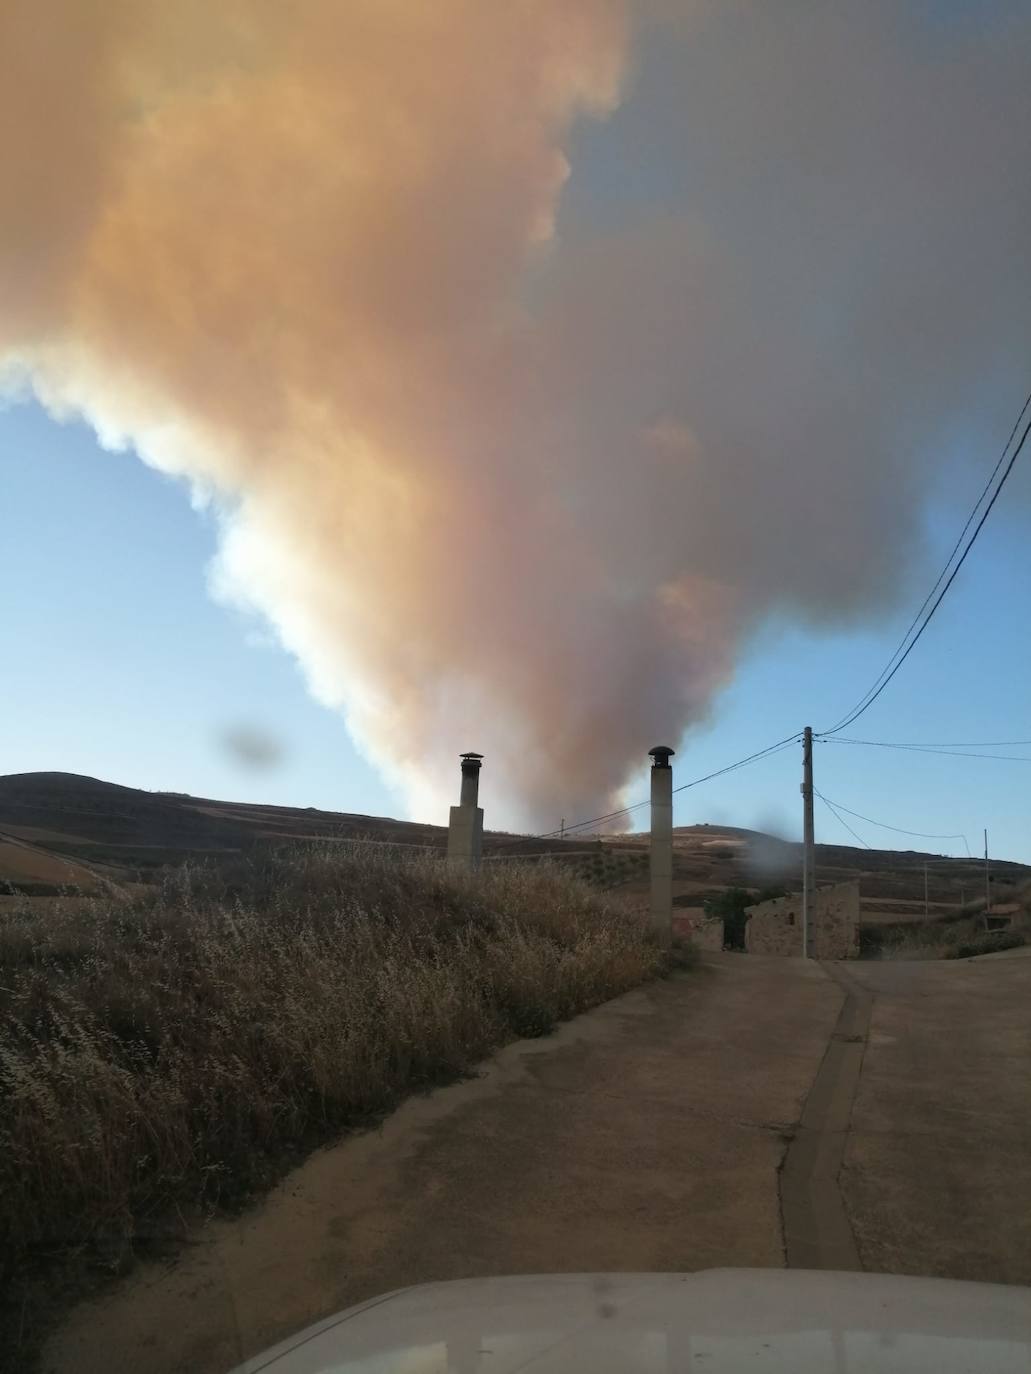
[459,752,483,809]
[447,752,484,872]
[649,746,674,948]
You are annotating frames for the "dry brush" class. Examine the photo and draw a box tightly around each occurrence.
[0,843,666,1353]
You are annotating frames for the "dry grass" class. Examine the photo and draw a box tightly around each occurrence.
[0,844,665,1358]
[876,909,1029,961]
[865,878,1031,961]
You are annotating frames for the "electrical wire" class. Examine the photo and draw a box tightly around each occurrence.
[536,733,802,841]
[822,392,1031,734]
[825,737,1031,748]
[673,733,802,796]
[814,790,968,844]
[819,390,1031,736]
[488,731,802,850]
[536,797,649,840]
[816,791,872,849]
[823,739,1031,762]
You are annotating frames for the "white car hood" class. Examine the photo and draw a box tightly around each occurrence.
[231,1269,1031,1373]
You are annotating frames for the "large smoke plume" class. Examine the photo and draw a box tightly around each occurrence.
[2,2,1029,826]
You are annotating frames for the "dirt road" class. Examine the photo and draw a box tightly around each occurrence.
[42,951,1031,1374]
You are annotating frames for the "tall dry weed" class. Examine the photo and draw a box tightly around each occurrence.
[0,845,664,1327]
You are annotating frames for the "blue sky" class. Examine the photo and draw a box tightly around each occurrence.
[4,393,1028,862]
[0,401,404,820]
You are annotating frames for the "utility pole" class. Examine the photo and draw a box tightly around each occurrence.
[924,862,928,919]
[984,828,991,929]
[560,818,565,839]
[801,726,815,958]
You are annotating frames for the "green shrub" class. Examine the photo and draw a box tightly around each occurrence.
[703,887,754,950]
[943,931,1025,960]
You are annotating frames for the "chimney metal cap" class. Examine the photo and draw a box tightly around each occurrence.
[648,745,675,764]
[459,752,484,760]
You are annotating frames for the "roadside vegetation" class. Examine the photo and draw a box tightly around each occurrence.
[0,844,668,1362]
[704,885,788,950]
[866,894,1030,961]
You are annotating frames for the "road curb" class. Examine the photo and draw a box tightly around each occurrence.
[780,962,872,1271]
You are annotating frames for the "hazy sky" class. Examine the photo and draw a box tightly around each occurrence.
[2,2,1029,861]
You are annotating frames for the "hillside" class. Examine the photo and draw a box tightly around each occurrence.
[1,771,1027,925]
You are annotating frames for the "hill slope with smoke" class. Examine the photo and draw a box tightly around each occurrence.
[1,1,1029,826]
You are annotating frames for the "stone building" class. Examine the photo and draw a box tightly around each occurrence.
[744,880,859,959]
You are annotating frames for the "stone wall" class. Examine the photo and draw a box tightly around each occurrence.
[744,881,859,959]
[672,909,725,951]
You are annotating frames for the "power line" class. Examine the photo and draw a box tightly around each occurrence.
[820,389,1031,736]
[823,739,1031,762]
[492,731,802,849]
[814,790,969,845]
[816,791,872,849]
[537,797,649,840]
[673,733,802,796]
[825,737,1031,749]
[542,733,801,840]
[822,390,1031,733]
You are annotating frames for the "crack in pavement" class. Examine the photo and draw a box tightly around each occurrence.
[779,962,872,1271]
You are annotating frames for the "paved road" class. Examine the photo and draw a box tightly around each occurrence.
[838,955,1031,1286]
[43,950,1031,1374]
[43,956,840,1374]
